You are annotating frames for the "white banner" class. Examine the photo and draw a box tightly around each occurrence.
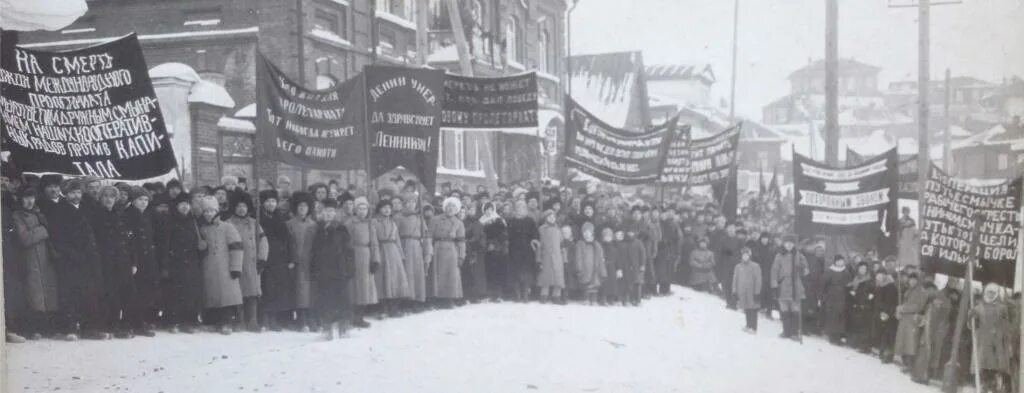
[798,188,890,210]
[801,159,889,181]
[811,210,880,225]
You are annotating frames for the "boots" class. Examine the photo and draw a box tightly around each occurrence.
[779,312,792,338]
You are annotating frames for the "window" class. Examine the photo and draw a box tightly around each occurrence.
[380,0,414,20]
[538,30,550,73]
[464,134,481,171]
[314,8,341,34]
[998,153,1009,170]
[440,130,464,170]
[506,17,522,65]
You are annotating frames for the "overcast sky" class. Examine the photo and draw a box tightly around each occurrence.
[571,0,1024,119]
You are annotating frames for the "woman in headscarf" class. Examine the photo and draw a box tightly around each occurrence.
[480,202,508,301]
[345,197,378,327]
[257,190,294,331]
[395,193,432,310]
[285,192,317,331]
[373,199,413,315]
[197,196,244,335]
[429,197,466,307]
[225,193,268,332]
[461,202,488,302]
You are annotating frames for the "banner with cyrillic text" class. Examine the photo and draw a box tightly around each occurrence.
[919,164,1021,287]
[657,124,693,184]
[683,124,741,186]
[441,72,537,134]
[0,34,176,179]
[564,97,678,185]
[793,148,898,245]
[256,53,365,170]
[364,65,444,193]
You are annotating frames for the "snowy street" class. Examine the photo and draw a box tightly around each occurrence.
[6,286,939,393]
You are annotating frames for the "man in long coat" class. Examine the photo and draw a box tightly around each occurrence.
[506,200,538,301]
[732,247,762,333]
[197,196,244,335]
[286,192,317,331]
[159,192,204,333]
[345,197,378,328]
[535,209,565,303]
[10,186,59,340]
[771,235,808,340]
[90,186,132,338]
[43,178,107,340]
[894,273,928,370]
[654,210,681,296]
[258,190,293,331]
[225,193,268,332]
[124,187,161,337]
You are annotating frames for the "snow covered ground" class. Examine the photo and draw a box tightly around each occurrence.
[5,287,939,393]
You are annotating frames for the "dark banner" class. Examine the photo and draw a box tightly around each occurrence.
[793,148,899,243]
[846,147,866,167]
[564,97,678,185]
[687,124,741,186]
[658,125,693,184]
[0,34,176,179]
[920,165,1021,287]
[897,155,918,199]
[256,54,365,170]
[442,72,537,130]
[365,65,444,193]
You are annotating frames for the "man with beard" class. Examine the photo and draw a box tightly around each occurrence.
[44,179,108,340]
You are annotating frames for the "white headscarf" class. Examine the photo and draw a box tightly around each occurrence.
[443,197,461,215]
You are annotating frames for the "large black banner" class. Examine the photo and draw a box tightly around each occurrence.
[657,125,693,184]
[848,149,919,199]
[256,54,365,170]
[0,34,176,179]
[920,165,1021,287]
[365,65,444,193]
[442,72,537,131]
[564,97,678,185]
[793,148,899,241]
[686,124,741,186]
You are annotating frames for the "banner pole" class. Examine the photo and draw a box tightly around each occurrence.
[1018,176,1023,393]
[942,211,985,393]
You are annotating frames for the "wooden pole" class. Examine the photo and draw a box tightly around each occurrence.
[916,0,931,225]
[943,68,953,173]
[1018,177,1024,393]
[942,211,985,393]
[824,0,839,167]
[729,0,739,121]
[445,0,474,78]
[415,0,429,66]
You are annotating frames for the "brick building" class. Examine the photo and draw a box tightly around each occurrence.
[17,0,567,192]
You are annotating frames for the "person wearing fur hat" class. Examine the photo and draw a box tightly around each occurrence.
[10,185,60,340]
[507,200,539,301]
[429,197,467,305]
[536,209,565,303]
[344,196,378,328]
[165,179,184,201]
[893,272,928,370]
[480,201,508,301]
[197,195,244,335]
[395,193,432,307]
[225,193,268,332]
[89,186,132,338]
[688,236,717,293]
[158,192,204,334]
[574,222,606,305]
[257,190,294,331]
[79,176,102,211]
[372,198,414,315]
[35,174,64,217]
[771,234,809,340]
[311,199,355,340]
[285,191,318,331]
[123,187,162,337]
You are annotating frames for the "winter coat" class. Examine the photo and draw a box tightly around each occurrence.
[2,195,27,318]
[429,214,466,299]
[872,281,899,350]
[311,221,354,322]
[345,216,379,305]
[897,224,920,269]
[373,216,413,300]
[770,250,809,302]
[574,240,606,290]
[44,201,104,317]
[688,248,717,286]
[848,275,875,345]
[922,288,954,370]
[462,217,488,298]
[396,211,432,302]
[600,241,621,296]
[227,215,268,298]
[894,284,928,356]
[11,208,59,312]
[507,216,539,285]
[621,237,647,286]
[482,217,508,289]
[803,251,827,313]
[536,223,565,288]
[654,220,681,284]
[199,218,244,308]
[124,207,162,311]
[90,205,132,313]
[158,211,204,316]
[714,233,742,290]
[260,210,294,313]
[286,216,317,308]
[732,260,762,310]
[971,300,1013,373]
[820,266,851,336]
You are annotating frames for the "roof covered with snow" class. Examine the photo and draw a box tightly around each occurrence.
[954,121,1024,149]
[188,79,235,109]
[235,103,256,118]
[0,0,87,31]
[149,62,201,83]
[569,51,646,129]
[217,116,255,133]
[644,64,715,84]
[789,58,881,80]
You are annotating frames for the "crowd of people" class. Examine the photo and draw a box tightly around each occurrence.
[1,170,1019,392]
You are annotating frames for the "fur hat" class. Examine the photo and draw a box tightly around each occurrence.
[39,174,63,189]
[151,192,171,207]
[259,189,279,204]
[199,195,220,212]
[542,198,561,211]
[62,178,83,193]
[540,209,557,222]
[127,186,150,202]
[98,185,118,199]
[353,196,369,208]
[375,199,392,214]
[290,191,314,215]
[228,192,254,213]
[172,192,192,208]
[338,191,355,205]
[322,198,339,209]
[166,179,183,192]
[442,196,462,213]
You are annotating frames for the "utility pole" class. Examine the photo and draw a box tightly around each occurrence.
[415,0,428,65]
[942,212,984,393]
[824,0,839,166]
[944,68,952,172]
[729,0,739,121]
[445,0,473,77]
[567,0,579,97]
[916,0,929,221]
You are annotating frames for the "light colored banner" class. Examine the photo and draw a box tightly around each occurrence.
[798,188,890,210]
[801,159,889,181]
[811,210,880,225]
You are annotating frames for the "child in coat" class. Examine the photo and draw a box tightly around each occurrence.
[621,228,647,306]
[731,247,762,333]
[599,227,620,305]
[574,223,606,305]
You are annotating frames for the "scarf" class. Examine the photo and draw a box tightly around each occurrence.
[479,210,501,225]
[849,272,872,290]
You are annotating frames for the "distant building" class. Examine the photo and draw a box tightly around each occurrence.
[983,77,1024,122]
[885,76,999,130]
[762,58,885,127]
[950,117,1024,180]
